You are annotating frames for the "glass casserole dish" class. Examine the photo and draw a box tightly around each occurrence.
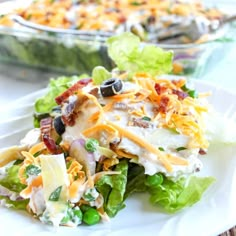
[0,0,234,79]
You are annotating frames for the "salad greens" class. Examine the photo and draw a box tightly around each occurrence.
[0,164,26,193]
[0,162,29,210]
[35,74,89,114]
[96,159,128,217]
[107,32,173,77]
[147,175,215,213]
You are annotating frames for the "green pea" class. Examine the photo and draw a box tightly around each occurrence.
[145,173,163,187]
[84,138,99,152]
[83,208,101,225]
[80,204,92,213]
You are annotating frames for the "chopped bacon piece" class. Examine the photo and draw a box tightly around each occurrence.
[40,117,52,137]
[130,117,153,129]
[172,89,188,100]
[62,94,88,126]
[113,102,129,111]
[154,83,167,95]
[42,134,61,154]
[40,117,61,154]
[159,96,169,113]
[55,78,92,105]
[199,148,207,155]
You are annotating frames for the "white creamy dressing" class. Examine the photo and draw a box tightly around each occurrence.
[20,128,41,147]
[28,187,46,216]
[62,80,203,177]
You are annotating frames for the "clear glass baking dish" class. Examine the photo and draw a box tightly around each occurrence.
[0,0,235,79]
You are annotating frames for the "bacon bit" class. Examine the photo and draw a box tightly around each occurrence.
[130,117,153,129]
[113,102,129,111]
[62,113,78,127]
[172,89,188,100]
[199,148,207,155]
[159,96,170,113]
[40,117,61,154]
[55,78,92,105]
[62,100,78,126]
[42,134,61,154]
[62,94,88,126]
[118,15,126,23]
[154,83,167,95]
[89,87,99,97]
[40,117,53,136]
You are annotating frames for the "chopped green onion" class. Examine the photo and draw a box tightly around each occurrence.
[181,84,198,98]
[83,188,99,202]
[142,116,151,121]
[25,165,41,176]
[176,147,187,151]
[49,186,62,201]
[188,90,198,98]
[13,159,24,165]
[158,147,165,151]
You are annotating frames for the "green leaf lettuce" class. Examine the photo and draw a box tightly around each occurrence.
[34,74,89,113]
[106,32,173,76]
[95,159,128,217]
[147,175,215,213]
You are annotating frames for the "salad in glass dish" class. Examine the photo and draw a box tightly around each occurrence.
[0,0,227,44]
[0,0,234,79]
[0,33,234,228]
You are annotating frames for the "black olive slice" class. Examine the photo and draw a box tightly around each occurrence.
[100,78,123,97]
[54,116,65,136]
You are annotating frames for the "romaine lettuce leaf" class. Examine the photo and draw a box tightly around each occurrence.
[0,196,29,210]
[147,175,215,213]
[125,164,147,199]
[92,66,111,85]
[106,32,173,76]
[0,165,26,193]
[95,159,128,217]
[0,164,28,210]
[34,74,88,113]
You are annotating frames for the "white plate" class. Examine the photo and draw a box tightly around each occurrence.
[0,80,236,236]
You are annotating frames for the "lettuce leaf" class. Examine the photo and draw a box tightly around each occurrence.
[148,175,215,213]
[34,74,88,113]
[92,66,111,85]
[124,164,147,199]
[0,164,28,210]
[0,196,29,210]
[106,32,173,76]
[95,159,128,217]
[0,165,26,193]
